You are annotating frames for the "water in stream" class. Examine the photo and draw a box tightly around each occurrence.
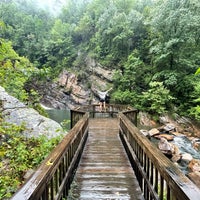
[46,109,71,130]
[173,136,200,174]
[173,136,200,159]
[152,135,200,174]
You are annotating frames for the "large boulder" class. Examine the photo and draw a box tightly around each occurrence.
[0,86,64,138]
[181,153,193,163]
[191,138,200,151]
[158,137,173,155]
[188,159,200,172]
[163,124,176,132]
[154,134,174,141]
[149,128,160,137]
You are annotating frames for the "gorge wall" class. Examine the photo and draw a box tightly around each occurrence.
[40,56,114,109]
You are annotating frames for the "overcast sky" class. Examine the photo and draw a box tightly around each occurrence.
[34,0,68,16]
[36,0,67,7]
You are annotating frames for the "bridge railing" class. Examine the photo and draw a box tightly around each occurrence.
[11,113,89,200]
[119,113,200,200]
[122,108,138,126]
[70,109,86,128]
[73,103,133,118]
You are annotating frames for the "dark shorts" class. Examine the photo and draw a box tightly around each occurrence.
[100,98,105,102]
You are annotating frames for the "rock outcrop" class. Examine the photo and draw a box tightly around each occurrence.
[85,56,114,82]
[40,65,114,109]
[58,70,91,106]
[0,86,64,138]
[33,54,115,109]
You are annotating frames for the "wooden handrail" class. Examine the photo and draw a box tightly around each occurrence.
[119,113,200,200]
[73,104,133,112]
[70,109,86,128]
[11,113,89,200]
[122,108,138,126]
[72,104,134,118]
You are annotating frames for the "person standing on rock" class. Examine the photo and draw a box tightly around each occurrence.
[94,87,112,112]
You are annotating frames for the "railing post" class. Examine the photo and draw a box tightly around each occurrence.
[92,104,95,118]
[70,109,73,129]
[119,112,200,200]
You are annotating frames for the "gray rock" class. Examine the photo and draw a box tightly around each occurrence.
[149,128,160,136]
[181,153,193,163]
[158,137,172,153]
[140,129,149,137]
[139,112,156,127]
[163,124,176,132]
[0,86,64,138]
[159,115,170,124]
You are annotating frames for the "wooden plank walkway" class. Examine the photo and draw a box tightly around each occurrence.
[72,118,144,200]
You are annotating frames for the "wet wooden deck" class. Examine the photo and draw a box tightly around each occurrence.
[72,118,144,200]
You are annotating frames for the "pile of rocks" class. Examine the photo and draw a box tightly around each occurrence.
[140,123,200,189]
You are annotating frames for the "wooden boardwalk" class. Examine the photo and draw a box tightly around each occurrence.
[72,118,144,200]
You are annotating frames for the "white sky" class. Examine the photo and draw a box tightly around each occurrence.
[34,0,68,15]
[36,0,67,6]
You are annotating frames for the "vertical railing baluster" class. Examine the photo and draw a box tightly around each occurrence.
[160,175,164,200]
[150,162,154,200]
[167,184,170,200]
[50,178,54,200]
[155,168,158,194]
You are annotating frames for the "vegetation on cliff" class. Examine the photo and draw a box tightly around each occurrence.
[1,0,200,119]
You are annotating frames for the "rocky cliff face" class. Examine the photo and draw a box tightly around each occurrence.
[0,86,64,138]
[40,57,114,109]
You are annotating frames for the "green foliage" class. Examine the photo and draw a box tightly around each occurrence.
[113,52,150,91]
[140,81,175,116]
[0,39,36,101]
[195,68,200,75]
[0,1,53,64]
[1,0,200,120]
[1,2,200,198]
[112,89,137,105]
[189,106,200,121]
[0,39,48,116]
[188,81,200,120]
[112,52,151,108]
[0,119,62,199]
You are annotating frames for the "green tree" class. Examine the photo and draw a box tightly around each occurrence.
[112,52,151,107]
[188,73,200,120]
[0,39,36,101]
[0,1,53,65]
[41,19,76,73]
[140,81,174,115]
[147,0,200,113]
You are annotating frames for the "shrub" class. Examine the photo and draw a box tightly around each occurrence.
[0,119,63,199]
